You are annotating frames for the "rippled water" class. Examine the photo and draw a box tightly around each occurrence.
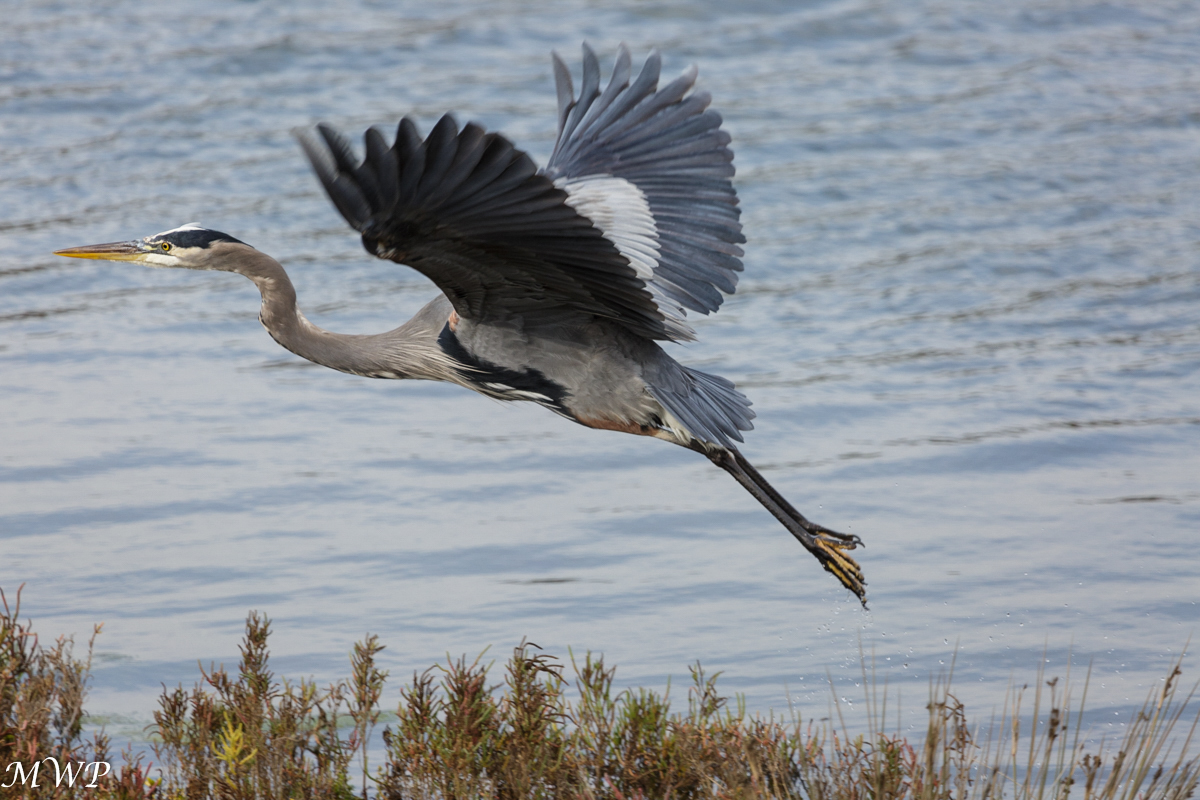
[3,0,1199,740]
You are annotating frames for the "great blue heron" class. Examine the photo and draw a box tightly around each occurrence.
[55,44,866,604]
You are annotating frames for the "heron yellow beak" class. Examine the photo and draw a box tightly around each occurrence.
[53,240,151,262]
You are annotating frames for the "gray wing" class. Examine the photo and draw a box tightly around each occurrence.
[542,43,745,341]
[298,115,677,341]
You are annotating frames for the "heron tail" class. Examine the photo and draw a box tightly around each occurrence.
[702,446,867,606]
[647,365,755,450]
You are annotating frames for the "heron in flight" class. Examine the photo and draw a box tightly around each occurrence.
[56,45,866,604]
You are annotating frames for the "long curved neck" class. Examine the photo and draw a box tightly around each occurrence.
[228,245,454,382]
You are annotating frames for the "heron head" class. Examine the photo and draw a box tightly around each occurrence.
[54,224,251,271]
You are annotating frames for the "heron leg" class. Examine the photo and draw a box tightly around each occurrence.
[697,445,867,607]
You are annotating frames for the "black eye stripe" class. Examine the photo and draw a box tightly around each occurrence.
[152,228,248,250]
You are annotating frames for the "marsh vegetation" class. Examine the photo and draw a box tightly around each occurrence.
[3,586,1197,799]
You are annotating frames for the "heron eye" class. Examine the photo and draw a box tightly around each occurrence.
[161,242,172,252]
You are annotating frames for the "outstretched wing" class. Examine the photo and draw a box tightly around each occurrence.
[298,115,675,340]
[543,43,745,339]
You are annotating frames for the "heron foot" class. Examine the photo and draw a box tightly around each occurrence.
[807,521,863,550]
[800,523,867,608]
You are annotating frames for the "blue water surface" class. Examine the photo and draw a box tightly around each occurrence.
[2,0,1198,743]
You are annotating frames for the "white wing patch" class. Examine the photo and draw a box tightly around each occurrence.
[555,174,692,337]
[555,175,659,281]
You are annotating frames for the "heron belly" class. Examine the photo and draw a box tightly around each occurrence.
[438,317,668,432]
[436,322,572,415]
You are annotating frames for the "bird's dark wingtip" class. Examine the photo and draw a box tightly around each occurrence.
[294,124,373,232]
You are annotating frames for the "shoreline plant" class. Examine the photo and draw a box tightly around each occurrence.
[2,584,1196,799]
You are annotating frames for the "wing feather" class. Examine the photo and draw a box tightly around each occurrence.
[299,114,674,339]
[300,44,742,344]
[392,118,425,201]
[544,44,744,336]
